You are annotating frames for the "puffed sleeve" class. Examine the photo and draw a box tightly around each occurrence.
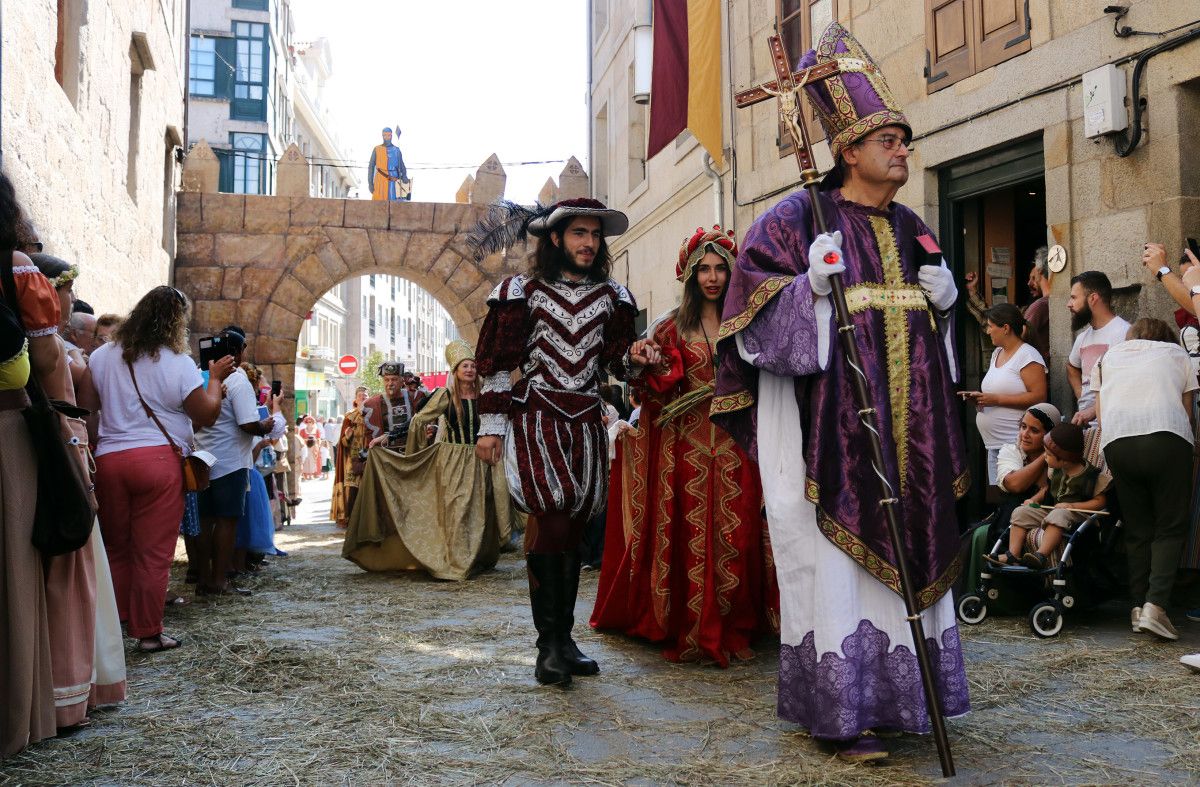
[641,318,684,397]
[10,264,61,336]
[475,276,530,438]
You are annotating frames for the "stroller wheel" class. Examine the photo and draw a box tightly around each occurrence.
[1029,601,1064,638]
[1060,594,1075,609]
[957,593,988,625]
[986,587,1000,601]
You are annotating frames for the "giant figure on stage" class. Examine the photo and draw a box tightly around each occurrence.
[368,127,410,201]
[712,23,969,763]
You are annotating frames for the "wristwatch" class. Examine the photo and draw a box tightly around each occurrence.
[1156,266,1172,281]
[1190,284,1200,298]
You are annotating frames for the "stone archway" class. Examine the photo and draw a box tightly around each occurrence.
[173,192,524,396]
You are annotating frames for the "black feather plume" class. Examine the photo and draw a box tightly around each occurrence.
[467,200,548,261]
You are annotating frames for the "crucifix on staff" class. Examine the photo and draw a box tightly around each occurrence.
[712,23,967,775]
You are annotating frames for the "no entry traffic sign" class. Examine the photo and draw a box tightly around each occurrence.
[338,355,359,375]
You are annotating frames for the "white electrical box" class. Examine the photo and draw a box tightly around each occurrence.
[1082,63,1128,138]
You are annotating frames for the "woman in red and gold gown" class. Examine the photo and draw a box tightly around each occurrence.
[591,226,778,666]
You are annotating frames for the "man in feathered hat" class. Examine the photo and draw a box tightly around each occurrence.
[712,23,968,761]
[471,197,662,686]
[362,360,415,449]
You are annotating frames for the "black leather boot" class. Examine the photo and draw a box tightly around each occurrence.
[526,553,572,686]
[559,553,600,676]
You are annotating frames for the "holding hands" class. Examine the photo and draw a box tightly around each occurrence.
[629,339,664,370]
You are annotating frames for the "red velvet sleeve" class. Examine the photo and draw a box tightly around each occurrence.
[601,282,639,381]
[476,277,529,436]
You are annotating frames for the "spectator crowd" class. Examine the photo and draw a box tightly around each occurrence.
[964,241,1200,668]
[0,173,295,759]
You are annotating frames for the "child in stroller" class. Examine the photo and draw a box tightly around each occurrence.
[985,422,1109,571]
[959,411,1125,637]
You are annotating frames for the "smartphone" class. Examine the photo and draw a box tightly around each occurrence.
[271,380,282,397]
[197,334,227,370]
[1184,237,1200,264]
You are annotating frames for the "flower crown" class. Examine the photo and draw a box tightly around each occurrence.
[676,226,737,282]
[49,265,80,290]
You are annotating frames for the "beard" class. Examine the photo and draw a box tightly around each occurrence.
[1075,302,1094,331]
[1070,303,1092,331]
[557,244,597,279]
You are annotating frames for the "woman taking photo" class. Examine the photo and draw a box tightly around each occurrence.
[591,226,778,666]
[89,286,232,653]
[960,303,1048,484]
[1093,317,1198,641]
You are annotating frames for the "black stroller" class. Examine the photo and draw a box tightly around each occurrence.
[956,505,1125,637]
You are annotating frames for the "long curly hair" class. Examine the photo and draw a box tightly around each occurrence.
[527,217,612,283]
[115,285,191,363]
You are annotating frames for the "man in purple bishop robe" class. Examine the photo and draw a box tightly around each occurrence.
[711,23,970,763]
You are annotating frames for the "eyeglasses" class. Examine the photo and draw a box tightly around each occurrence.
[861,135,914,152]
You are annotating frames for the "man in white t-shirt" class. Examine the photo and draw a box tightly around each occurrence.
[324,413,342,468]
[1066,271,1130,426]
[193,326,285,595]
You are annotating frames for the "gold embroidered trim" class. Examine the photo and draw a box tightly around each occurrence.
[717,275,794,339]
[867,215,919,494]
[812,501,961,611]
[953,469,971,500]
[710,391,754,415]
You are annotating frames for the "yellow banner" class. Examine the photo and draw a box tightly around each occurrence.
[686,0,723,167]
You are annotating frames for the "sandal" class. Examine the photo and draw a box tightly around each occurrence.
[164,595,189,609]
[137,634,182,653]
[1021,551,1050,570]
[983,551,1019,568]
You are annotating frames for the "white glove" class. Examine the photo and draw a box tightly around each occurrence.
[918,259,957,312]
[807,231,846,297]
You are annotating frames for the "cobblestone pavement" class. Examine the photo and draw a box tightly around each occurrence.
[2,477,1197,786]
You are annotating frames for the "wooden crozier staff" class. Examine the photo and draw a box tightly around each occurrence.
[735,36,956,778]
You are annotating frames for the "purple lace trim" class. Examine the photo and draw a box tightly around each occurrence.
[778,619,970,740]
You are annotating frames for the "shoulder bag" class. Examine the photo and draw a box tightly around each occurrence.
[0,251,95,556]
[127,360,211,492]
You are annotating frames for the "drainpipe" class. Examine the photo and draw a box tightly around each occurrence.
[586,2,593,197]
[703,152,723,228]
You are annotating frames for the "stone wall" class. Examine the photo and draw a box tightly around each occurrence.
[174,192,525,399]
[2,0,187,314]
[594,0,1200,409]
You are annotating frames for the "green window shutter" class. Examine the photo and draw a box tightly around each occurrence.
[215,37,236,100]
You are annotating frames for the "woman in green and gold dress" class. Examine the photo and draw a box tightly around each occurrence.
[342,340,521,579]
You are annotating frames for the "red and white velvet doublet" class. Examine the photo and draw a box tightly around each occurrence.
[476,274,638,519]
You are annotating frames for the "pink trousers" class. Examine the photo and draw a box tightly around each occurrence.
[95,446,183,639]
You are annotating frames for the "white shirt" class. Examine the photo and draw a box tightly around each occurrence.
[1069,315,1130,412]
[324,420,341,444]
[1091,340,1198,450]
[995,443,1031,493]
[195,368,261,480]
[90,342,204,458]
[974,343,1046,449]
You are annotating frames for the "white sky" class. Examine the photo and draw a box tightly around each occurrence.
[290,0,590,204]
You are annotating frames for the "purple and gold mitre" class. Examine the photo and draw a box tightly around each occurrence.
[798,22,911,160]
